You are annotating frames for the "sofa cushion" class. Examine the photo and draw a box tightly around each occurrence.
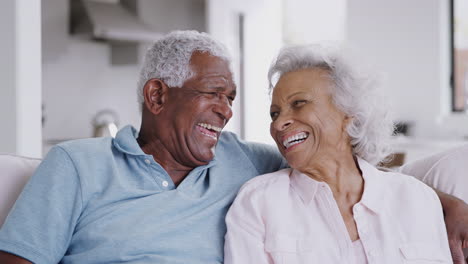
[0,154,41,227]
[399,144,468,204]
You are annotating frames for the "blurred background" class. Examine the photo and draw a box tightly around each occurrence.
[1,0,467,166]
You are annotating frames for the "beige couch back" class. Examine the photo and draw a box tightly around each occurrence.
[0,154,41,227]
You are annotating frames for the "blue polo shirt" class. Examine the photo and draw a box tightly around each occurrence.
[0,126,286,264]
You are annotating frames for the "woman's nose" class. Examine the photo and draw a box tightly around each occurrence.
[273,114,293,131]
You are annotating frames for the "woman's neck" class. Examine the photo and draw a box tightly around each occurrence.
[300,152,364,199]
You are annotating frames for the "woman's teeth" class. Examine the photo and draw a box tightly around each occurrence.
[282,132,308,149]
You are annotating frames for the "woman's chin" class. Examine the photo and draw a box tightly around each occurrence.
[285,157,305,171]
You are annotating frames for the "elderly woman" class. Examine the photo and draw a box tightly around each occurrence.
[224,45,452,263]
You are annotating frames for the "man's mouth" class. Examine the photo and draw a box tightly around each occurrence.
[282,132,309,149]
[196,123,222,140]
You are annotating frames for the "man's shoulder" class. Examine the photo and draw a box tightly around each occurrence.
[46,137,117,168]
[217,131,286,174]
[218,131,280,157]
[219,131,269,147]
[56,137,114,155]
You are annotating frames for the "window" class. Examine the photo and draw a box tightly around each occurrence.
[452,0,468,111]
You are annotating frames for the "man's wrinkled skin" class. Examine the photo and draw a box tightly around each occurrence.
[437,190,468,263]
[0,251,30,264]
[137,51,236,186]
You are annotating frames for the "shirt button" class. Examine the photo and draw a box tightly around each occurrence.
[162,181,169,187]
[144,159,151,164]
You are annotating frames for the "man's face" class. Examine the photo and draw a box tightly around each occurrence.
[161,52,236,167]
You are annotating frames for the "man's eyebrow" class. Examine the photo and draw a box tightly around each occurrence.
[205,86,236,94]
[199,75,230,82]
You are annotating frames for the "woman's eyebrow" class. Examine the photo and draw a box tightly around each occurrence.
[287,91,306,100]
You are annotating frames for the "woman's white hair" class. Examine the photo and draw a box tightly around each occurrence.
[268,44,394,165]
[137,30,232,109]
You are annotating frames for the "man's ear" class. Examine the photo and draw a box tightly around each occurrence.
[142,79,168,115]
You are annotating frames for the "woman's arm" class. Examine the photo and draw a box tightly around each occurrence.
[224,182,272,264]
[224,218,272,264]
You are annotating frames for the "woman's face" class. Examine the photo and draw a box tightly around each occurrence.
[269,68,350,170]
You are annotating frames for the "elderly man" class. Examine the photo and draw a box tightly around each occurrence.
[0,31,284,264]
[0,30,466,263]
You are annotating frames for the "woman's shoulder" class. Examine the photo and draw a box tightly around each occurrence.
[236,168,293,197]
[227,168,293,222]
[377,170,440,209]
[380,170,435,193]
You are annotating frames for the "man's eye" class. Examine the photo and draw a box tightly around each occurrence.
[292,100,307,107]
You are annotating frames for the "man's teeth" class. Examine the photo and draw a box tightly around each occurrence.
[197,123,222,132]
[282,132,308,149]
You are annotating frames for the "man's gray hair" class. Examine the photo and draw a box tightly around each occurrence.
[268,44,394,165]
[137,30,232,108]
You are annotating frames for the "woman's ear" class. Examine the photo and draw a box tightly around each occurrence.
[343,115,353,132]
[142,79,168,115]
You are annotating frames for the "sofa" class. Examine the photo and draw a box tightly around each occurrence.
[1,146,467,256]
[0,154,41,226]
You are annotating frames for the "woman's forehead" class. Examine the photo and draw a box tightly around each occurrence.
[273,68,333,97]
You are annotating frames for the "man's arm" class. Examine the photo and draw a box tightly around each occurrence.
[0,146,83,263]
[0,251,32,264]
[436,190,468,264]
[399,145,468,263]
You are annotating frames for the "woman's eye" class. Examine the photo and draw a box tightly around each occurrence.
[270,111,279,120]
[292,100,307,107]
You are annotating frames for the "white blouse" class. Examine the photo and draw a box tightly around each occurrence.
[224,158,452,264]
[353,240,368,264]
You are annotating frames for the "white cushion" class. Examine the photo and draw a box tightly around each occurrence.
[399,145,468,257]
[0,154,41,227]
[399,144,468,204]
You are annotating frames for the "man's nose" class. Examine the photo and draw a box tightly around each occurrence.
[213,94,233,121]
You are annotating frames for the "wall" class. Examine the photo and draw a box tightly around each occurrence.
[0,0,17,154]
[284,0,346,44]
[207,0,283,144]
[346,0,459,139]
[0,0,42,158]
[42,0,139,147]
[42,0,205,153]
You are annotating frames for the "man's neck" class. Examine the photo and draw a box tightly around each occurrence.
[137,130,195,187]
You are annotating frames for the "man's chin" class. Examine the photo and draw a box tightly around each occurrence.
[197,148,216,164]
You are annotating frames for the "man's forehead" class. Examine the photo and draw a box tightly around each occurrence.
[189,52,229,70]
[188,52,234,83]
